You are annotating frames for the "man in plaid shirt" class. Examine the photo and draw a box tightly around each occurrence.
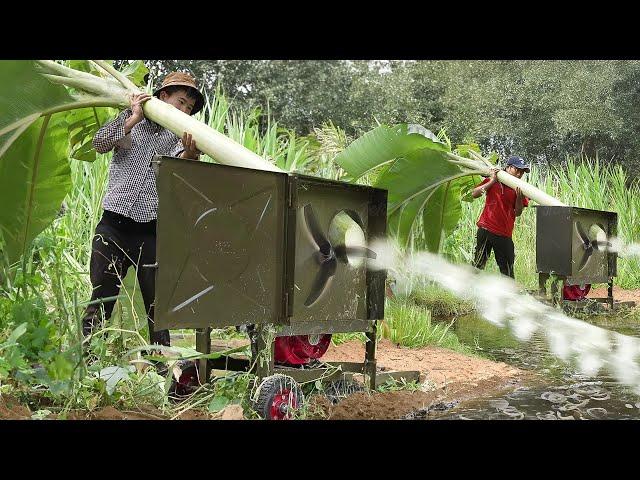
[82,72,205,350]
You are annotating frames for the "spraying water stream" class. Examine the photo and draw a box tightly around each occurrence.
[367,239,640,419]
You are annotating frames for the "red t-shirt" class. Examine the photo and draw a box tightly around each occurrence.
[476,177,529,238]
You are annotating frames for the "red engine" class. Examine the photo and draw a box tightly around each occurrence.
[274,334,332,365]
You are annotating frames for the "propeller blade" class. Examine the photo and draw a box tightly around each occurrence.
[595,241,613,249]
[342,246,377,259]
[304,257,337,307]
[575,221,590,246]
[577,246,593,271]
[304,204,331,254]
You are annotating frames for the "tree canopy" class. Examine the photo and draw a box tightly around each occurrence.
[140,60,640,174]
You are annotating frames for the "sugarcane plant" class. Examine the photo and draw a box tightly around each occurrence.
[0,60,283,275]
[332,123,566,252]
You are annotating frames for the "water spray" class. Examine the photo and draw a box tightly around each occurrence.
[367,239,640,396]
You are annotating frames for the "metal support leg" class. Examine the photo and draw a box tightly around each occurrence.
[608,279,614,308]
[195,327,211,385]
[364,320,377,390]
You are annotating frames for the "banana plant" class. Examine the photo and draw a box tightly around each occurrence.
[0,60,283,270]
[333,123,565,252]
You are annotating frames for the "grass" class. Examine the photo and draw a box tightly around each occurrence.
[406,283,475,318]
[333,295,475,356]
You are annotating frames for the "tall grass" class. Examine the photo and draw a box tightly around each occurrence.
[383,297,472,352]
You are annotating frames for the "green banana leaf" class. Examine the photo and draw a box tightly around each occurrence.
[333,124,448,180]
[0,114,72,266]
[0,60,76,159]
[119,61,149,87]
[66,106,117,162]
[333,123,474,251]
[420,180,462,252]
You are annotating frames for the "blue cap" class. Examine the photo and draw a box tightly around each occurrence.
[506,156,530,172]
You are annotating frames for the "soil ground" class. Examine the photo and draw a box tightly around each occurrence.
[588,286,640,304]
[309,338,527,419]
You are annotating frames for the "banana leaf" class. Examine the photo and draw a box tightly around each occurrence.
[333,123,473,251]
[333,124,448,181]
[0,60,76,159]
[0,114,72,266]
[66,106,117,162]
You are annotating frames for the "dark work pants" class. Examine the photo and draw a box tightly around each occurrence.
[473,227,516,279]
[82,210,170,346]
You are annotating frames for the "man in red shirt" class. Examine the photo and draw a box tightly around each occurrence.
[471,156,530,279]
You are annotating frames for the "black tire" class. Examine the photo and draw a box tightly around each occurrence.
[324,378,365,404]
[253,375,304,420]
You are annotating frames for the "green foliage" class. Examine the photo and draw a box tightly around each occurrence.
[146,60,640,176]
[0,114,72,268]
[334,123,473,251]
[66,107,118,162]
[382,297,472,353]
[0,60,75,157]
[407,283,475,318]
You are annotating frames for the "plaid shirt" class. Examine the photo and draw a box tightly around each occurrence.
[93,108,184,222]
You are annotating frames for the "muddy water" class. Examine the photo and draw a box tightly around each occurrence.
[432,314,640,420]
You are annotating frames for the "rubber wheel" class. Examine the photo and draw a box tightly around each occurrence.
[324,378,365,404]
[253,375,304,420]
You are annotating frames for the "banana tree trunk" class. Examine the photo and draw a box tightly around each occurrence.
[142,98,283,173]
[495,170,566,206]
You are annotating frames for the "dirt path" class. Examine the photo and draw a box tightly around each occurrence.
[588,286,640,304]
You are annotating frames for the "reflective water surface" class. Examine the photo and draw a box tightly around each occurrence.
[432,313,640,420]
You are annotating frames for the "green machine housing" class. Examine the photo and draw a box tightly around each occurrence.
[150,156,415,390]
[536,205,618,304]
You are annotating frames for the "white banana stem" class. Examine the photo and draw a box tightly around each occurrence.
[495,170,566,206]
[446,152,566,206]
[142,98,284,173]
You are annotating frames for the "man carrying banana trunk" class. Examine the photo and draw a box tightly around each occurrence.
[471,156,530,279]
[81,72,205,352]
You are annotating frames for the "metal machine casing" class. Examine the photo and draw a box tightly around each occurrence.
[152,156,387,332]
[535,205,617,284]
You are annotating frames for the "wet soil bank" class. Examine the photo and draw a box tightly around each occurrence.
[588,286,640,304]
[308,338,527,419]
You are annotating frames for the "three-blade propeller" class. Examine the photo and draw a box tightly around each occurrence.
[575,222,611,271]
[303,205,376,307]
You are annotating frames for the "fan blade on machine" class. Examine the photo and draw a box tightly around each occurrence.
[304,204,331,254]
[304,257,337,307]
[577,246,593,271]
[575,222,590,246]
[339,246,377,259]
[594,241,613,250]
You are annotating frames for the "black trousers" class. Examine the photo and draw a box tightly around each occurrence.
[82,210,170,346]
[473,227,516,279]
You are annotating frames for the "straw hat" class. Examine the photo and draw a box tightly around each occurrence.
[153,72,205,115]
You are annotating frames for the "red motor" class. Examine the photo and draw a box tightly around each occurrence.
[562,283,591,301]
[274,334,332,365]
